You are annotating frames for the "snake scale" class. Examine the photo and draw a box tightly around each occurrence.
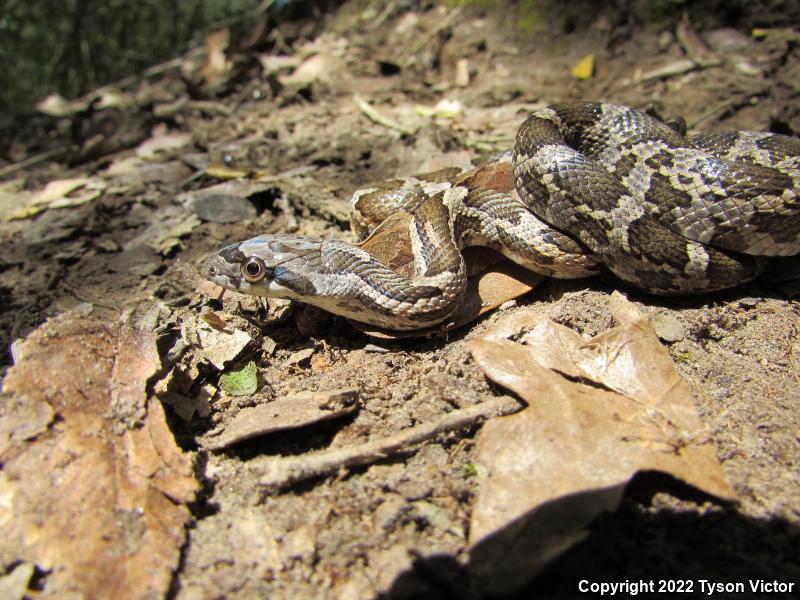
[205,102,800,330]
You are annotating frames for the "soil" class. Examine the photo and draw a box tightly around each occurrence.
[1,2,799,598]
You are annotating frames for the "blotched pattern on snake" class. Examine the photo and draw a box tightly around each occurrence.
[204,102,800,330]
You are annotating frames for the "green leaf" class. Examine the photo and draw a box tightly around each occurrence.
[219,361,258,396]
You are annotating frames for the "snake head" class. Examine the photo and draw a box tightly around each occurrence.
[204,234,323,300]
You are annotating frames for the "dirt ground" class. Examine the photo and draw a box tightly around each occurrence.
[1,1,799,598]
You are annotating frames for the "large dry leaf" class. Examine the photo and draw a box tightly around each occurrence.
[0,315,198,600]
[467,292,734,595]
[5,177,107,220]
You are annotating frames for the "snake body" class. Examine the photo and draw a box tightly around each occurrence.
[205,102,800,330]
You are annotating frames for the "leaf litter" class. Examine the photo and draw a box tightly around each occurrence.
[1,3,800,598]
[468,292,734,593]
[0,314,198,600]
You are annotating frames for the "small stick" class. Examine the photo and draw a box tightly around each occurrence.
[404,5,465,62]
[0,146,71,178]
[464,135,514,152]
[255,395,523,489]
[353,94,417,136]
[640,58,698,82]
[370,0,400,30]
[153,98,233,118]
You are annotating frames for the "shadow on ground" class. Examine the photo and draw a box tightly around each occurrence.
[385,473,800,599]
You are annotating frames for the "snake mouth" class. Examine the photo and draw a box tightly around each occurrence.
[203,254,243,291]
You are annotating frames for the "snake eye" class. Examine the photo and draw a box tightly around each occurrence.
[241,257,267,282]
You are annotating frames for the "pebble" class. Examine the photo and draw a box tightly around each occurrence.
[657,30,675,52]
[651,313,685,343]
[738,297,760,309]
[710,387,731,401]
[191,194,257,223]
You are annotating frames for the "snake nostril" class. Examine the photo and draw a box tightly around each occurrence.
[207,265,217,276]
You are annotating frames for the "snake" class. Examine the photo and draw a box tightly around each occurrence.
[204,102,800,330]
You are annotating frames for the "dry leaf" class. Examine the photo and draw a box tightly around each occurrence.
[5,177,108,220]
[641,58,698,81]
[0,314,198,600]
[200,29,232,89]
[675,12,720,66]
[202,310,230,331]
[123,203,201,255]
[288,347,316,366]
[36,93,92,117]
[0,562,35,600]
[415,98,464,119]
[570,53,595,79]
[33,177,90,204]
[202,388,359,449]
[454,58,470,87]
[257,53,302,76]
[205,164,251,179]
[279,53,347,88]
[36,90,127,117]
[467,292,734,595]
[135,130,192,159]
[196,319,252,370]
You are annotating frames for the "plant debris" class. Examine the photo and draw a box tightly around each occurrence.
[1,2,799,597]
[468,293,735,594]
[0,314,198,600]
[203,387,360,449]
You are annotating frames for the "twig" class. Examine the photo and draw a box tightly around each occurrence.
[353,94,418,136]
[370,0,400,30]
[73,56,187,106]
[404,5,465,64]
[687,97,737,129]
[640,59,698,82]
[787,323,800,388]
[153,98,233,118]
[687,95,757,130]
[464,135,514,153]
[0,145,72,179]
[254,395,522,489]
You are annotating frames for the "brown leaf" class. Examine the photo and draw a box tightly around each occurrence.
[202,388,359,449]
[675,12,720,66]
[467,292,733,595]
[200,29,232,88]
[196,317,252,370]
[135,130,192,159]
[287,347,316,366]
[0,315,198,600]
[279,53,349,89]
[202,310,231,332]
[5,177,108,220]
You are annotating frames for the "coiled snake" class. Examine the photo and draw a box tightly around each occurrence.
[204,102,800,330]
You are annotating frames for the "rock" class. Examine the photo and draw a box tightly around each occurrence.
[651,313,685,343]
[191,194,257,223]
[738,297,760,309]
